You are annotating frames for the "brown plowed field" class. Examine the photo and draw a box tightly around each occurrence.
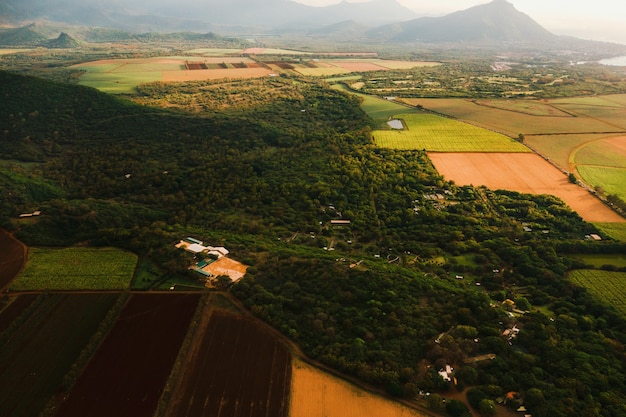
[0,294,38,333]
[54,293,201,417]
[165,311,291,417]
[429,152,625,223]
[0,229,26,289]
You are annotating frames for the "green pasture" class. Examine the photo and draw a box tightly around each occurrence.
[568,269,626,317]
[332,83,414,122]
[577,165,626,200]
[524,134,607,171]
[406,98,617,136]
[475,99,571,116]
[78,71,162,93]
[595,223,626,242]
[569,253,626,268]
[576,137,626,168]
[11,247,137,290]
[372,113,530,152]
[0,293,119,417]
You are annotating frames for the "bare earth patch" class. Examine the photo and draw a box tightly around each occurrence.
[201,257,248,282]
[429,152,625,223]
[289,359,429,417]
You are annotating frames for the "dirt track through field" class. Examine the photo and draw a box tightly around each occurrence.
[429,152,625,223]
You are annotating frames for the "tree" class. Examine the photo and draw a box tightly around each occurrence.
[478,399,497,417]
[446,399,471,417]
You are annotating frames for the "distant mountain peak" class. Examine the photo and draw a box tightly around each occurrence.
[369,0,557,43]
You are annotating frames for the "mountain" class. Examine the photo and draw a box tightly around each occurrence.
[0,23,48,46]
[369,0,558,44]
[0,0,417,33]
[41,32,82,48]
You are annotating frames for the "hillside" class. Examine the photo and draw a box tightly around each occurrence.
[369,0,557,43]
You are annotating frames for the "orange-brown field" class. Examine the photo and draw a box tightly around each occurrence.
[428,152,625,223]
[201,257,248,282]
[289,360,430,417]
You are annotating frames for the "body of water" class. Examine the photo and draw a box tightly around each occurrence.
[600,56,626,66]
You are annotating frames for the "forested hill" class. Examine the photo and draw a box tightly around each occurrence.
[2,70,626,417]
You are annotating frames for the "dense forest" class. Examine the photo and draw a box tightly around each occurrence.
[2,70,626,417]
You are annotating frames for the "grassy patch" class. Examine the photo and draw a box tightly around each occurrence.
[372,113,530,152]
[131,258,168,290]
[577,165,626,200]
[331,83,415,122]
[568,269,626,317]
[11,247,137,290]
[594,223,626,241]
[569,253,626,268]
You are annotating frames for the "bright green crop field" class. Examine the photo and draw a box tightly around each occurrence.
[11,247,137,290]
[577,166,626,201]
[568,269,626,317]
[372,113,531,152]
[595,223,626,242]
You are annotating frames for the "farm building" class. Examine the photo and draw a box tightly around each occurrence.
[330,219,351,226]
[175,238,229,258]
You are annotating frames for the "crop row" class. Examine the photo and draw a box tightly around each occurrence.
[568,269,626,317]
[10,247,137,290]
[373,113,530,152]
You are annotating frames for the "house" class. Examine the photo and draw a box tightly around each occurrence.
[438,365,454,382]
[330,219,351,226]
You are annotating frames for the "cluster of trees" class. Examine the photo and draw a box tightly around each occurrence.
[356,60,626,99]
[2,69,626,416]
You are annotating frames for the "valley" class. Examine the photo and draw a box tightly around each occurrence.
[2,2,626,416]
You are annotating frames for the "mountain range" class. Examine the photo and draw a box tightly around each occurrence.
[1,0,625,52]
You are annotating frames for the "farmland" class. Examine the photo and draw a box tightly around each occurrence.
[0,229,25,289]
[428,152,625,223]
[0,293,120,417]
[55,293,201,417]
[569,253,626,269]
[372,113,529,152]
[163,311,291,417]
[10,247,137,290]
[289,359,429,417]
[595,223,626,241]
[568,270,626,317]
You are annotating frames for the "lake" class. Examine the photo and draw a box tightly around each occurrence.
[600,56,626,66]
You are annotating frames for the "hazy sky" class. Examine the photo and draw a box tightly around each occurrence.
[292,0,626,44]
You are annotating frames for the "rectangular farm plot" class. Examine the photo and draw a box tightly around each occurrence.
[0,229,25,288]
[373,113,529,152]
[55,293,201,417]
[165,311,291,417]
[10,247,137,290]
[0,294,120,417]
[429,152,625,223]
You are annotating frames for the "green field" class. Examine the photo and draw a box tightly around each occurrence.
[0,293,119,417]
[11,247,137,290]
[577,166,626,201]
[525,134,609,170]
[595,223,626,241]
[475,99,571,116]
[576,137,626,168]
[403,98,619,136]
[570,253,626,268]
[568,269,626,317]
[372,113,530,152]
[332,83,414,122]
